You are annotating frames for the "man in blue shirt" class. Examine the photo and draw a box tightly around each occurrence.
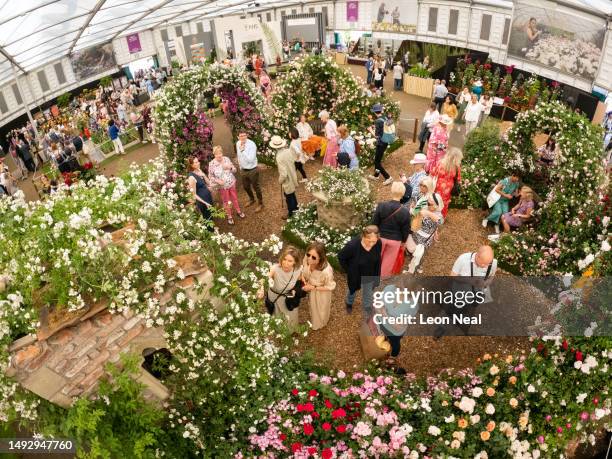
[236,131,263,212]
[108,120,125,155]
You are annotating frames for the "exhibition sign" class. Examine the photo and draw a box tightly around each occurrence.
[126,33,142,54]
[346,1,359,22]
[70,43,116,80]
[371,0,418,33]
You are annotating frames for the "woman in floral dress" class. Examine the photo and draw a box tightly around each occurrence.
[320,110,339,168]
[433,147,462,218]
[426,115,452,173]
[208,145,244,225]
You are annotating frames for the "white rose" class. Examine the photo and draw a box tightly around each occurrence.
[458,396,476,414]
[428,425,441,436]
[485,403,495,415]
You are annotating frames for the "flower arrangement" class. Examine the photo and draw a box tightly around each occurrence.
[456,102,609,275]
[305,166,374,216]
[270,54,400,164]
[170,110,214,167]
[154,63,275,169]
[248,337,610,458]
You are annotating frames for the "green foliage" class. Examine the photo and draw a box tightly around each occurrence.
[171,60,180,69]
[453,121,504,209]
[57,92,72,108]
[407,65,431,78]
[99,76,113,88]
[37,355,165,458]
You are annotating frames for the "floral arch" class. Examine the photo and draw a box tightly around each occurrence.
[462,102,608,275]
[154,63,273,170]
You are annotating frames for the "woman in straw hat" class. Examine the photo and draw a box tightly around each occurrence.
[425,114,451,173]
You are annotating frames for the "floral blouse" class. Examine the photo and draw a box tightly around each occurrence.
[208,156,236,189]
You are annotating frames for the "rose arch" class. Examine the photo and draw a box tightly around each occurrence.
[154,64,273,171]
[479,102,607,275]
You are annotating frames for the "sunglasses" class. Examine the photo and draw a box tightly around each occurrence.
[307,253,318,260]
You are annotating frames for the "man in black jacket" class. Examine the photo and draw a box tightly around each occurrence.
[368,104,393,185]
[18,140,35,172]
[337,225,382,314]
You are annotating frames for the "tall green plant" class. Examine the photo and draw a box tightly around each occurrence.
[56,92,72,108]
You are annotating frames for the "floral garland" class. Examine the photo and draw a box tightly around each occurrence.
[270,55,400,165]
[170,110,214,166]
[457,102,609,275]
[154,63,274,170]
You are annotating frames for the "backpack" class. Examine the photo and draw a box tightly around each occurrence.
[354,139,361,155]
[381,117,396,144]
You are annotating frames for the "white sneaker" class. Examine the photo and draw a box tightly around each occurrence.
[142,140,148,143]
[383,177,393,186]
[368,175,380,181]
[482,218,488,228]
[487,234,501,242]
[300,178,308,183]
[494,225,500,234]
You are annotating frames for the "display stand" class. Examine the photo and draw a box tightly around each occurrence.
[403,75,434,99]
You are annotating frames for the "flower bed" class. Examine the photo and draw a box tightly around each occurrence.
[454,102,609,275]
[249,336,610,458]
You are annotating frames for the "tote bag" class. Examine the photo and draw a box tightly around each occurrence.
[486,187,501,208]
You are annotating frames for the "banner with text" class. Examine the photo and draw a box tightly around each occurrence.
[126,33,142,54]
[346,1,359,22]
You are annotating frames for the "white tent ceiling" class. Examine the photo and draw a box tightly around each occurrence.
[0,0,610,85]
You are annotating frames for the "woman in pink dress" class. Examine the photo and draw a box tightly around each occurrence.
[208,145,245,225]
[426,115,452,173]
[259,71,271,99]
[320,110,339,168]
[433,147,462,218]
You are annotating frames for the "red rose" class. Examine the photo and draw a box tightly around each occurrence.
[336,424,347,433]
[324,399,333,409]
[331,408,346,419]
[309,389,318,397]
[292,389,299,396]
[322,422,332,431]
[593,397,599,405]
[312,412,320,419]
[297,404,304,412]
[303,423,314,435]
[562,340,568,351]
[307,447,317,455]
[292,442,302,453]
[576,351,583,361]
[279,433,287,441]
[537,343,544,353]
[322,448,333,459]
[304,402,315,412]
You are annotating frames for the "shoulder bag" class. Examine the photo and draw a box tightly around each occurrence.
[265,270,296,315]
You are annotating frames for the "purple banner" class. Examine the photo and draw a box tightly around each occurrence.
[126,33,142,54]
[346,0,359,22]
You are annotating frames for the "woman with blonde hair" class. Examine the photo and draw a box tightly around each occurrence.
[266,245,303,327]
[372,181,411,277]
[406,193,444,273]
[433,147,462,218]
[208,145,244,225]
[302,242,336,330]
[498,186,536,233]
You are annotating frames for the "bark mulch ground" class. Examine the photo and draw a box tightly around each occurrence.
[216,139,530,376]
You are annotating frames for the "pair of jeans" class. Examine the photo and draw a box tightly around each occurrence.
[241,168,263,204]
[366,70,373,85]
[373,142,390,179]
[284,192,298,217]
[394,78,402,90]
[345,281,375,315]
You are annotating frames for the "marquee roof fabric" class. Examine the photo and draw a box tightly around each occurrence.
[0,0,610,85]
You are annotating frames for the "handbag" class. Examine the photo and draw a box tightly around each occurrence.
[486,187,501,208]
[391,247,405,274]
[451,177,461,196]
[285,280,308,311]
[265,270,296,315]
